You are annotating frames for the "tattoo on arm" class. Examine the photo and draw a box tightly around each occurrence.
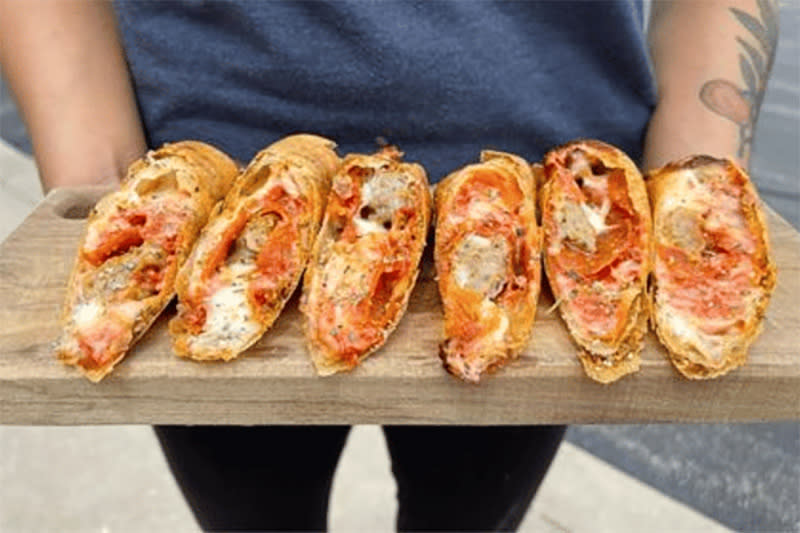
[699,0,778,159]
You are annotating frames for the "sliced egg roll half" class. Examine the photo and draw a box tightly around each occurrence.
[540,140,652,383]
[647,155,776,379]
[55,141,239,381]
[435,151,541,383]
[169,134,340,361]
[301,146,431,375]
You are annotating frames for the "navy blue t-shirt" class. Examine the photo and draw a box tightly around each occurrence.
[115,0,655,182]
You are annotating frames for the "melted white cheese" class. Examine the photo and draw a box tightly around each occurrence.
[354,217,387,236]
[657,305,726,363]
[321,253,349,297]
[657,170,705,215]
[492,312,510,344]
[466,198,495,221]
[190,281,261,351]
[72,301,102,328]
[277,176,300,198]
[579,198,613,234]
[125,189,141,204]
[227,259,253,278]
[114,300,147,322]
[480,299,509,344]
[581,174,609,194]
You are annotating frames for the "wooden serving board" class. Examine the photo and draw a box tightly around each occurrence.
[0,187,798,425]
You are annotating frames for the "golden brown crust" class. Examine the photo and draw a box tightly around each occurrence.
[540,139,652,383]
[54,141,239,381]
[301,146,431,375]
[435,150,541,383]
[123,141,239,205]
[646,156,777,379]
[169,134,340,361]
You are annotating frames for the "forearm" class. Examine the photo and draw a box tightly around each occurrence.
[643,0,778,171]
[0,0,146,191]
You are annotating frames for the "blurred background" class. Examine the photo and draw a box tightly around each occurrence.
[1,1,797,532]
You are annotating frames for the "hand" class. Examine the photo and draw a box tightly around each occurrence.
[643,0,778,172]
[0,0,146,192]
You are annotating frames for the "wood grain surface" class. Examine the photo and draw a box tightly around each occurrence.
[0,187,798,425]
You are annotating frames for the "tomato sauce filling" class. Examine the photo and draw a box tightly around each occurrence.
[313,170,420,363]
[453,169,524,211]
[83,199,190,268]
[656,175,759,332]
[657,246,751,324]
[200,211,250,282]
[181,184,307,332]
[569,290,629,337]
[76,320,133,369]
[74,196,193,365]
[317,248,412,362]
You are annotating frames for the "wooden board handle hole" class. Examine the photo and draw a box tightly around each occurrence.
[48,189,108,220]
[56,203,93,220]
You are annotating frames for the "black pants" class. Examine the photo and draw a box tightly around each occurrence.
[155,425,565,532]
